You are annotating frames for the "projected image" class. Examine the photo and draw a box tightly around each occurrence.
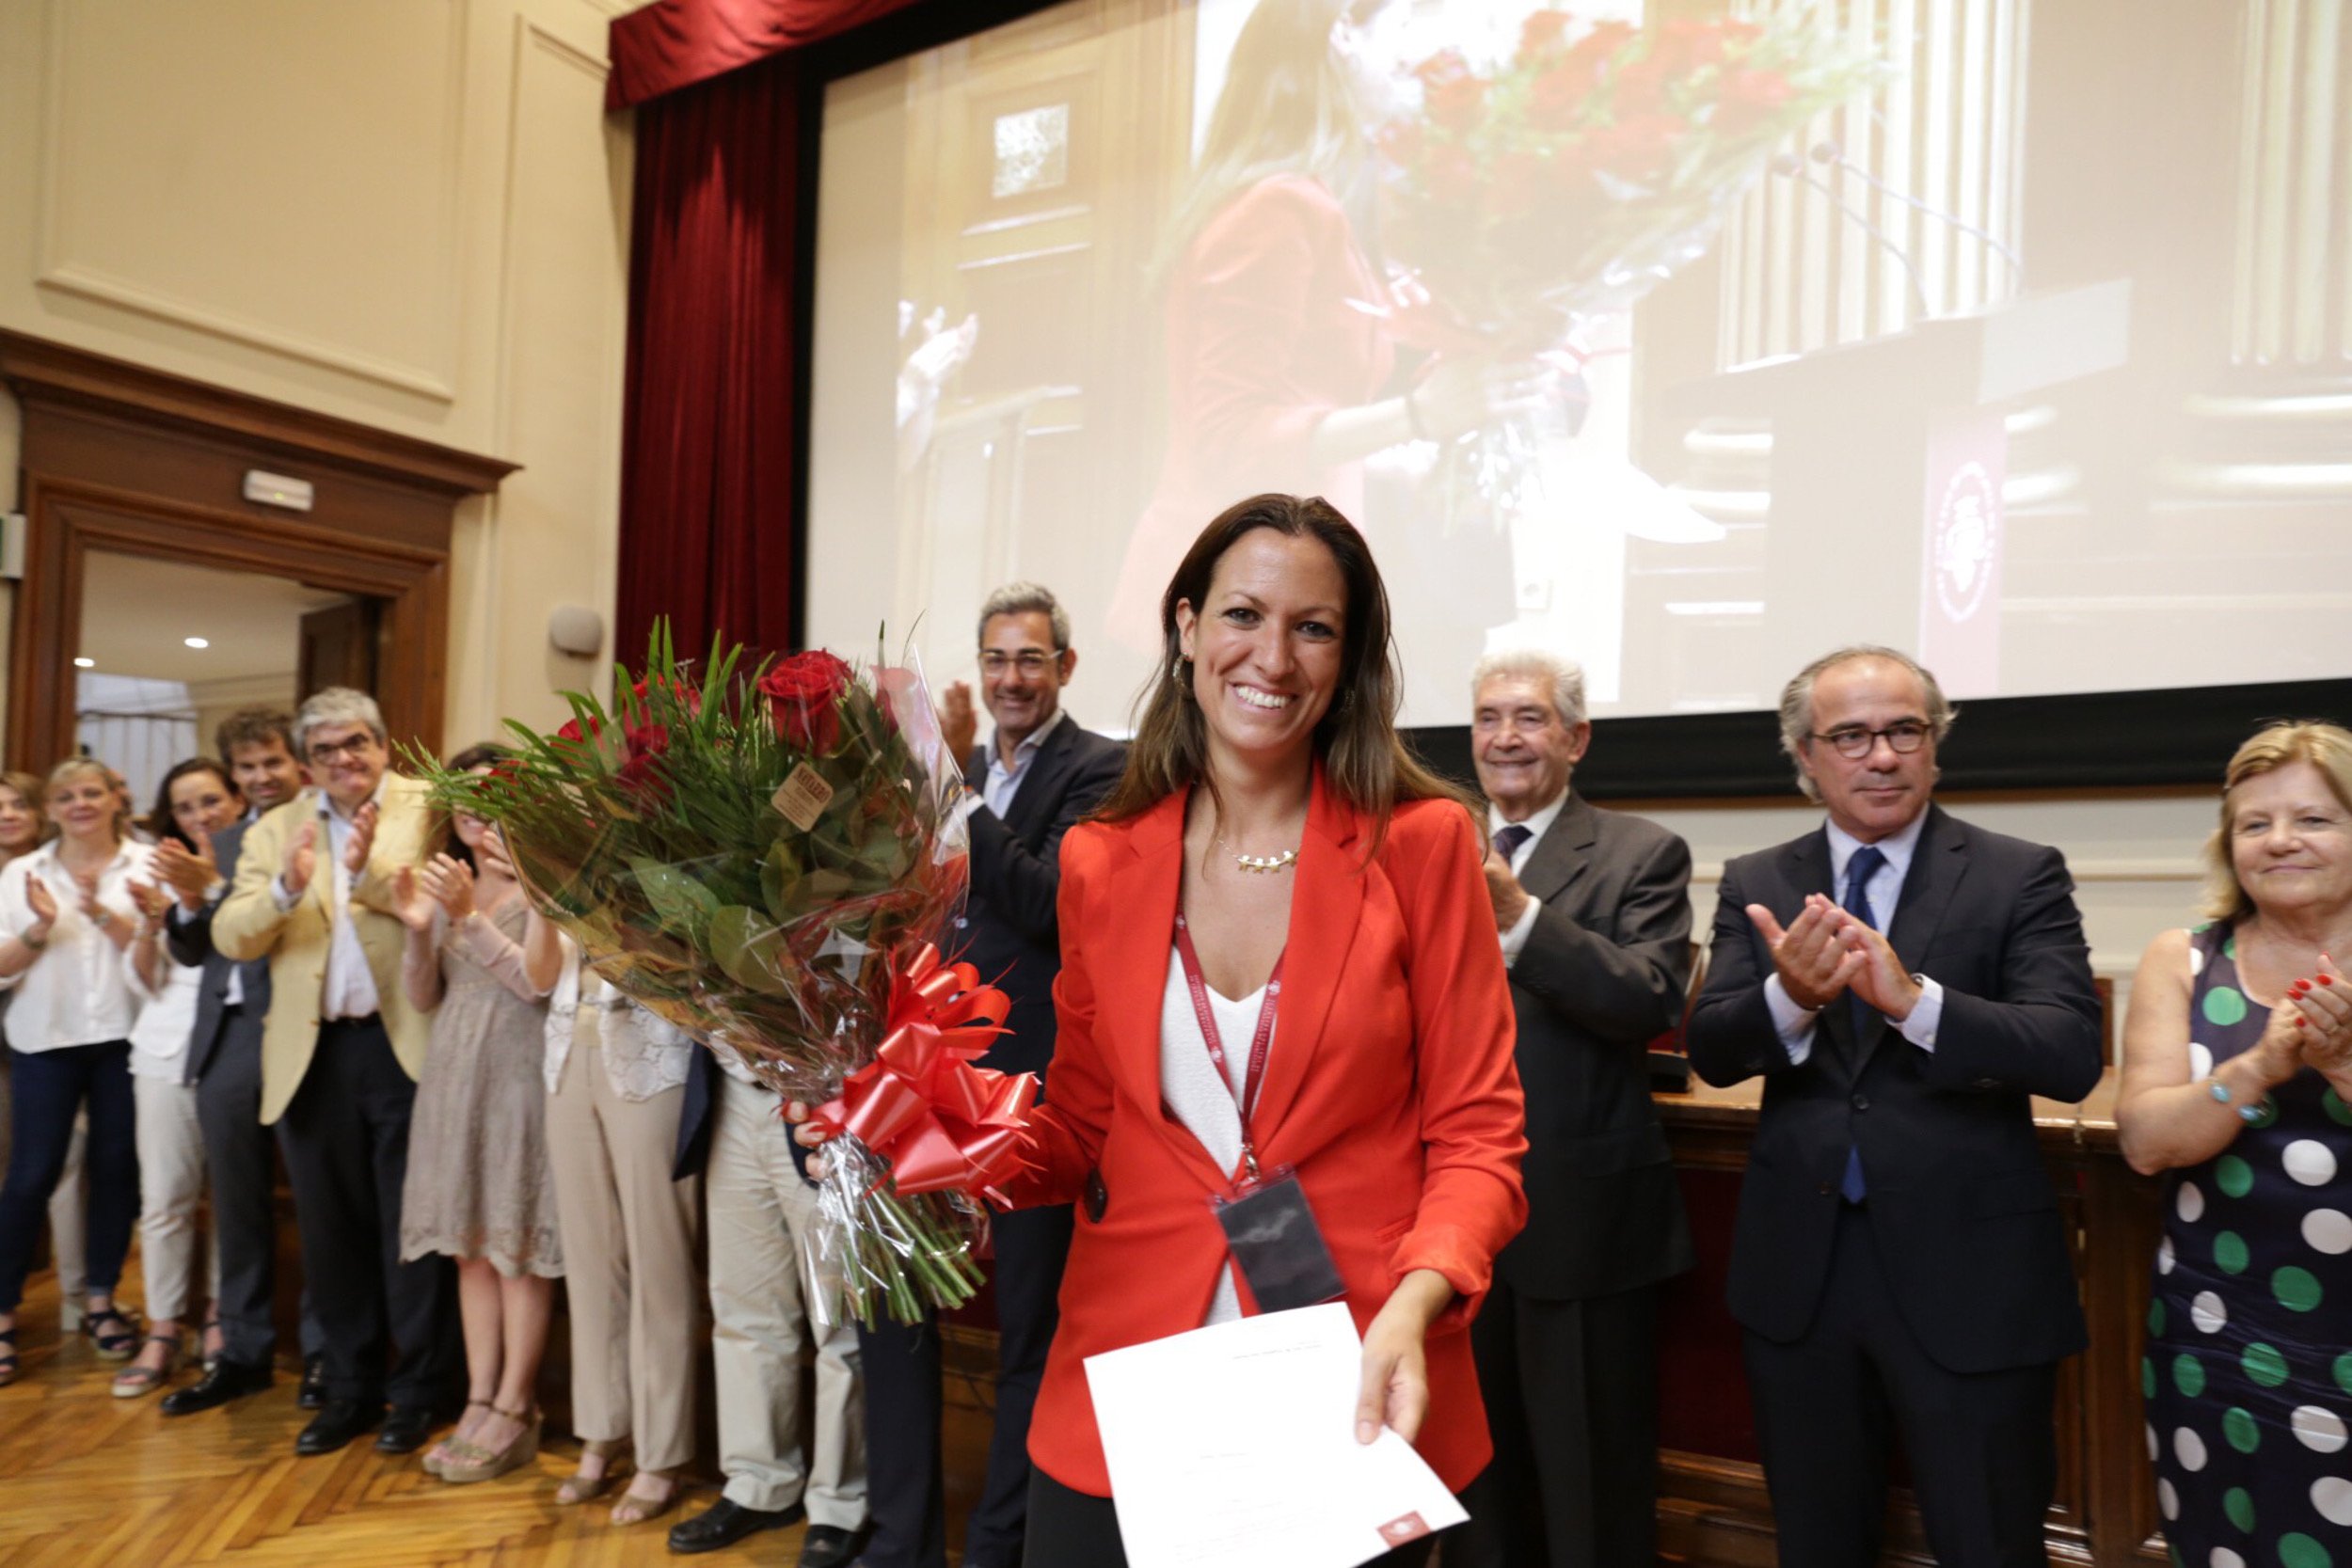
[808,0,2352,728]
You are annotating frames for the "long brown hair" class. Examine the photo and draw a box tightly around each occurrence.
[1098,492,1470,855]
[1152,0,1373,286]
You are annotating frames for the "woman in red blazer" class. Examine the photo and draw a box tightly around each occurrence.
[1009,492,1527,1564]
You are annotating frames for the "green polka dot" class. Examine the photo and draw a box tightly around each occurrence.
[2249,1094,2281,1129]
[2202,985,2249,1026]
[2223,1484,2255,1530]
[2326,1086,2352,1127]
[2142,1354,2157,1399]
[2216,1230,2250,1274]
[2224,933,2238,959]
[2223,1405,2261,1453]
[2148,1298,2167,1336]
[2335,1350,2352,1394]
[2280,1533,2332,1568]
[2245,1341,2290,1387]
[2275,1265,2323,1312]
[2216,1154,2255,1196]
[2172,1352,2206,1398]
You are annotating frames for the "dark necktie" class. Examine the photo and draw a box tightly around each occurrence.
[1494,824,1533,862]
[1838,844,1887,1203]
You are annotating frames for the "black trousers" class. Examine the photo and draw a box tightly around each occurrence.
[1743,1203,2058,1568]
[196,1007,323,1369]
[1024,1469,1440,1568]
[857,1201,1074,1568]
[275,1018,454,1406]
[1455,1278,1661,1568]
[0,1042,137,1312]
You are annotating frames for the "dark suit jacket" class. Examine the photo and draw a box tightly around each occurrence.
[1686,804,2103,1373]
[957,714,1125,1082]
[1495,794,1695,1300]
[164,817,273,1085]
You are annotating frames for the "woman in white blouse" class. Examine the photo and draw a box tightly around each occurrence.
[0,758,155,1385]
[111,759,243,1397]
[537,928,705,1522]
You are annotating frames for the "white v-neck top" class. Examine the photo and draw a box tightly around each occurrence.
[1158,945,1274,1326]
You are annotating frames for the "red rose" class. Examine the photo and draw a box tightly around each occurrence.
[1426,71,1487,131]
[1414,47,1471,90]
[1529,61,1590,133]
[615,723,672,800]
[1517,8,1570,61]
[1586,112,1687,183]
[1561,21,1634,82]
[1611,52,1675,118]
[555,714,602,746]
[629,676,701,715]
[1715,68,1792,135]
[759,649,853,757]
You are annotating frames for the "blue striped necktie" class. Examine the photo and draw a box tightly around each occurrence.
[1838,844,1887,1203]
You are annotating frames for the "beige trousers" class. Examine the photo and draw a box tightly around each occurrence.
[707,1074,866,1527]
[545,1036,703,1471]
[132,1074,218,1323]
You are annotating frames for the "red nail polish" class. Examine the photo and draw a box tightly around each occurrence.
[2322,975,2335,986]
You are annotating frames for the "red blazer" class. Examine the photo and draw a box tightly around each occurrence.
[1006,775,1528,1497]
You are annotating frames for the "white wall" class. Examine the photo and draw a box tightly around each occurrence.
[0,0,636,748]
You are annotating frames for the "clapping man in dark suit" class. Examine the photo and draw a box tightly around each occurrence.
[151,705,327,1415]
[1454,651,1694,1568]
[853,583,1124,1568]
[1686,645,2104,1568]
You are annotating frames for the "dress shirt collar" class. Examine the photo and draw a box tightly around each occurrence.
[1486,787,1570,863]
[1824,806,1928,893]
[987,705,1066,775]
[318,774,389,825]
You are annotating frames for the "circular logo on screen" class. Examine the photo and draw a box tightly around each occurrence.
[1931,461,1999,624]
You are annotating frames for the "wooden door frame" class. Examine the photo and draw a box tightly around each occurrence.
[0,330,516,768]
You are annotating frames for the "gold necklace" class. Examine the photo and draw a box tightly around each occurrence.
[1232,847,1298,875]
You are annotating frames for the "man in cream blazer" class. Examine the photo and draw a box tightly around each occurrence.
[214,688,453,1457]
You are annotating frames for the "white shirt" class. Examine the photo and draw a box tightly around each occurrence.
[272,783,385,1022]
[1487,791,1571,968]
[1763,812,1947,1063]
[982,707,1066,817]
[0,840,156,1053]
[124,943,201,1082]
[543,936,694,1101]
[1157,947,1274,1327]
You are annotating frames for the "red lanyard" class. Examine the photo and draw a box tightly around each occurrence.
[1173,913,1284,1180]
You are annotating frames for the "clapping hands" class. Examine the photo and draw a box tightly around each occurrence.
[391,853,478,933]
[2288,955,2352,1078]
[1747,894,1923,1022]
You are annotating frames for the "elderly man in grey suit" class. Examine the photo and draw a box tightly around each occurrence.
[1454,650,1695,1568]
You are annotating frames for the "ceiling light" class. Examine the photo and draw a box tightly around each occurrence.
[183,637,210,649]
[72,657,94,669]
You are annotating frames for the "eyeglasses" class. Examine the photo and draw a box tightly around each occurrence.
[1811,721,1933,760]
[307,735,381,764]
[980,651,1060,676]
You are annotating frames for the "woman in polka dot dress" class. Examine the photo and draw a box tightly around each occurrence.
[2120,721,2352,1568]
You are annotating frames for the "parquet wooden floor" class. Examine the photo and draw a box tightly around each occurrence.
[0,1266,895,1567]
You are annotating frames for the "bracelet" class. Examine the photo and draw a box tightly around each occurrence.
[21,927,46,951]
[2205,1077,2263,1124]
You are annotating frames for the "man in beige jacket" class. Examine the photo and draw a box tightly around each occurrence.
[214,688,453,1457]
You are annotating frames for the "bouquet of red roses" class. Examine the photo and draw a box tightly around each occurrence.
[419,625,1033,1325]
[1383,7,1887,343]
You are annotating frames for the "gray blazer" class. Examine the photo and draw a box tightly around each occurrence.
[164,816,273,1085]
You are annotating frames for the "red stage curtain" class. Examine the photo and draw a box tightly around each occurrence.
[607,0,922,109]
[612,54,806,663]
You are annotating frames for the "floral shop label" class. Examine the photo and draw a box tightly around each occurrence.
[772,764,835,831]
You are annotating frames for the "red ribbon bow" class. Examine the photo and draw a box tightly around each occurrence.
[809,945,1037,1205]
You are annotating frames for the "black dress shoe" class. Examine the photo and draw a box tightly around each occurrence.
[798,1523,867,1568]
[297,1354,327,1411]
[374,1403,438,1454]
[295,1399,383,1455]
[159,1358,273,1417]
[667,1497,803,1554]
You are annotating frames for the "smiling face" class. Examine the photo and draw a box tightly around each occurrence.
[977,610,1073,748]
[45,767,118,846]
[1796,656,1938,843]
[1175,528,1349,774]
[227,735,304,816]
[453,765,495,854]
[2227,760,2352,921]
[1472,673,1590,823]
[168,768,244,844]
[305,721,388,812]
[0,785,40,857]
